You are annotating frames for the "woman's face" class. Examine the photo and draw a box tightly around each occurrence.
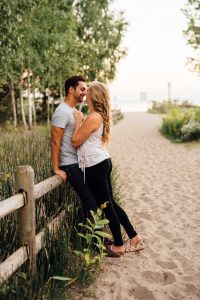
[86,89,92,105]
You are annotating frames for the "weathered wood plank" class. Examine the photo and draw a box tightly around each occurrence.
[0,193,24,219]
[0,246,28,283]
[34,175,63,199]
[0,210,65,283]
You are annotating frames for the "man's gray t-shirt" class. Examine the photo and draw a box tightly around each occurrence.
[52,102,78,165]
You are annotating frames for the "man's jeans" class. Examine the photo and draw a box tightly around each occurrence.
[60,164,97,215]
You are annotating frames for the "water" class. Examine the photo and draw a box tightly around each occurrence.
[111,99,200,112]
[111,100,152,112]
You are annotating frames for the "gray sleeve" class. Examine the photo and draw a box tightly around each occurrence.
[51,106,69,128]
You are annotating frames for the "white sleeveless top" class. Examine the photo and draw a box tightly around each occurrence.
[77,114,110,181]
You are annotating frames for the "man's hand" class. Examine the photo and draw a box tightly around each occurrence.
[54,169,67,182]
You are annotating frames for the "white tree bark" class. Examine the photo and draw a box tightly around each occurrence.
[32,84,37,126]
[11,80,17,128]
[27,70,32,129]
[19,83,27,129]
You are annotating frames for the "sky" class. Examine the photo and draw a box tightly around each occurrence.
[108,0,200,110]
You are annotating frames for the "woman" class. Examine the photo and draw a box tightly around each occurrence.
[72,81,143,257]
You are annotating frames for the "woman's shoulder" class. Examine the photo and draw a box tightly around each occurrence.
[87,112,102,120]
[83,112,102,131]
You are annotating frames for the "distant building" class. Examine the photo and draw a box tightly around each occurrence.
[140,92,148,101]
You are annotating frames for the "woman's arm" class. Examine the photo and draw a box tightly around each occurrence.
[72,111,102,147]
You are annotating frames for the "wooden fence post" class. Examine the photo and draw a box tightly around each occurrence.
[16,166,36,275]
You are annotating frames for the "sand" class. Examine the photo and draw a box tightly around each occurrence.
[77,112,200,300]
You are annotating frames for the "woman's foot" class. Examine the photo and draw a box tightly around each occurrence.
[125,234,144,253]
[130,234,142,248]
[106,244,125,257]
[110,244,125,255]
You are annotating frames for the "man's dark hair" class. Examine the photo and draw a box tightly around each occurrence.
[65,75,86,96]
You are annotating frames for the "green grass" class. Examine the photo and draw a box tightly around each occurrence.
[160,107,200,142]
[0,126,87,299]
[0,125,123,299]
[148,100,200,115]
[147,100,200,142]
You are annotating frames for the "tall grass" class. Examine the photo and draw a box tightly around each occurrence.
[0,125,123,299]
[0,126,87,299]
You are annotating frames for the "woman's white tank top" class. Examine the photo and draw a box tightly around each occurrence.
[77,115,110,179]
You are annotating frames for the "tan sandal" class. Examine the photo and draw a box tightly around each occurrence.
[125,241,145,253]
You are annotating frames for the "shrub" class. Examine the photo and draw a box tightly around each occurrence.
[160,107,200,142]
[111,109,124,125]
[194,108,200,122]
[181,120,200,141]
[148,100,177,114]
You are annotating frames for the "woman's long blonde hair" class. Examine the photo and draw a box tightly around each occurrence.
[88,81,110,144]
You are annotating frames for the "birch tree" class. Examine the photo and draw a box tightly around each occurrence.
[74,0,128,81]
[183,0,200,74]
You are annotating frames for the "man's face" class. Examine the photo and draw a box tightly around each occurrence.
[73,81,87,103]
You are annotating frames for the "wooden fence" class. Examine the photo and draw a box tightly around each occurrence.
[0,165,63,283]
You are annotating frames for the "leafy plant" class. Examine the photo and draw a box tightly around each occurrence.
[181,119,200,141]
[160,107,200,142]
[74,205,111,284]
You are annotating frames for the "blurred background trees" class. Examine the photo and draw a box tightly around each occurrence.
[183,0,200,75]
[0,0,127,128]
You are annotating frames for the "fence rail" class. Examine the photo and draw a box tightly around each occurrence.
[0,165,63,283]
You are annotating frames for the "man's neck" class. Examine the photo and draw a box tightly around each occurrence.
[64,96,77,108]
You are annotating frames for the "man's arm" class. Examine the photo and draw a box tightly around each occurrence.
[51,126,67,182]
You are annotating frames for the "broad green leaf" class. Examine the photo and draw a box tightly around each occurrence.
[77,233,87,240]
[95,231,112,239]
[86,218,94,228]
[96,219,109,225]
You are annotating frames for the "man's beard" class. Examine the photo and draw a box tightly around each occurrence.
[77,94,84,103]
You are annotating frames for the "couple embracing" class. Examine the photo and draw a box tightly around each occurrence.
[51,75,144,257]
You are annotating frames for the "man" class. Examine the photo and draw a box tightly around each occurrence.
[51,75,97,215]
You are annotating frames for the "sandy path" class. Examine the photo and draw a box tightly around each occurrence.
[79,112,200,300]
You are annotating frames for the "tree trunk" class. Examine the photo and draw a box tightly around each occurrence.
[32,81,37,126]
[10,80,17,128]
[47,90,50,126]
[51,95,55,116]
[59,70,63,101]
[19,83,27,129]
[27,69,32,130]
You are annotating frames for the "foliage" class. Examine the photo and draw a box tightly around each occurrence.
[0,126,123,298]
[0,127,82,299]
[160,107,200,142]
[111,109,124,125]
[147,100,199,114]
[181,119,200,141]
[0,0,128,128]
[74,205,111,285]
[74,0,128,81]
[148,100,178,114]
[182,0,200,74]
